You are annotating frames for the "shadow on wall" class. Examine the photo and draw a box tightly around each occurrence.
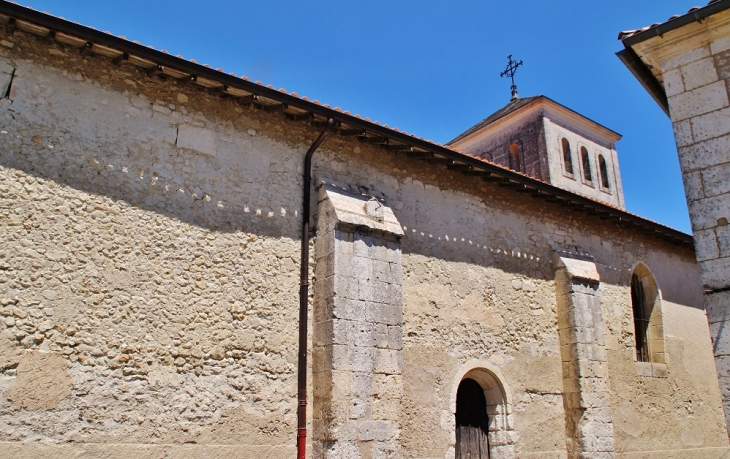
[0,60,702,310]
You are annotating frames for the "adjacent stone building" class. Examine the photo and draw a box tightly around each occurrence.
[618,0,730,439]
[0,2,727,458]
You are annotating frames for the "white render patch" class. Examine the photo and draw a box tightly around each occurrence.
[176,124,218,156]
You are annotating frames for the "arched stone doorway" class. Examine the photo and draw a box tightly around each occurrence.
[456,378,490,458]
[448,362,517,459]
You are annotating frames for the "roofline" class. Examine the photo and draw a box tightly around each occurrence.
[615,48,670,116]
[0,1,695,249]
[620,0,730,47]
[449,95,621,146]
[617,1,730,117]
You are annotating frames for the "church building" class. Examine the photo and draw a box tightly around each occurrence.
[0,2,728,458]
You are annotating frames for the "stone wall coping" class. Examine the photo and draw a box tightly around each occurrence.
[316,179,404,236]
[554,254,601,283]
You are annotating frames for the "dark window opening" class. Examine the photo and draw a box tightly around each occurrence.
[580,147,592,183]
[561,138,573,175]
[456,378,490,458]
[599,154,610,189]
[631,273,650,363]
[508,142,521,172]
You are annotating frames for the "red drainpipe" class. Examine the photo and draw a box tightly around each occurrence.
[298,118,335,459]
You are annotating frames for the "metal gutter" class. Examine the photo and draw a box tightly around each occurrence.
[0,1,695,248]
[298,118,334,459]
[621,0,730,47]
[616,48,670,116]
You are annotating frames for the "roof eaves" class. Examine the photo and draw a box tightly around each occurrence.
[619,0,730,46]
[0,1,694,249]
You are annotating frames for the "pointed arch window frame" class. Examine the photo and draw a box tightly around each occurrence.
[630,264,668,377]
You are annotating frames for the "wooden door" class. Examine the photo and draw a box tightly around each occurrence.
[456,378,490,458]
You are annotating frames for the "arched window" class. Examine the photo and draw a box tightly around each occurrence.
[580,147,592,183]
[598,154,610,189]
[631,264,665,364]
[456,378,489,458]
[508,142,521,172]
[561,138,573,175]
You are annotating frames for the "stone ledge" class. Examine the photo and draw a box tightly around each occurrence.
[316,178,403,237]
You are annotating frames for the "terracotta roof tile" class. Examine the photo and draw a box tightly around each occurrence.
[618,0,724,40]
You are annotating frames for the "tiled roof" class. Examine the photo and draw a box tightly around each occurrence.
[0,1,694,247]
[618,0,726,41]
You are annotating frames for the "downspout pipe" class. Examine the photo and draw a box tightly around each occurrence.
[298,117,335,459]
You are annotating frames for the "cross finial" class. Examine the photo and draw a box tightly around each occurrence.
[500,54,523,101]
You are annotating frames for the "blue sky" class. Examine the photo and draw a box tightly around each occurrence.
[16,1,699,232]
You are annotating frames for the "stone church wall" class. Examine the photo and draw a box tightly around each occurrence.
[0,26,727,458]
[629,9,730,438]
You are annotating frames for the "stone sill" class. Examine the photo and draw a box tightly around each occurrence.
[636,361,668,378]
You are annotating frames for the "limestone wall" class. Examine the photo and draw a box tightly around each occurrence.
[0,26,726,458]
[630,9,730,439]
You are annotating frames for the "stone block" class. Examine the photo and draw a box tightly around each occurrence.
[714,355,730,377]
[350,320,379,348]
[691,105,730,142]
[672,119,694,148]
[712,36,730,54]
[709,322,730,356]
[660,45,711,72]
[314,320,335,347]
[717,224,730,257]
[702,162,730,197]
[705,290,730,323]
[353,233,375,258]
[681,57,719,91]
[695,228,720,262]
[664,67,686,97]
[334,276,359,301]
[315,252,336,279]
[687,194,730,231]
[331,344,374,373]
[364,303,402,326]
[573,326,596,345]
[387,325,403,350]
[373,348,402,375]
[668,80,728,122]
[349,255,372,281]
[682,170,705,201]
[652,362,668,378]
[678,133,730,172]
[359,420,393,442]
[699,256,730,290]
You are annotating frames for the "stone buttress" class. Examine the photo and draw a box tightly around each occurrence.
[554,253,616,458]
[312,180,404,458]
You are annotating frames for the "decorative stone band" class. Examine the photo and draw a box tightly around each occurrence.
[553,252,616,459]
[312,179,404,458]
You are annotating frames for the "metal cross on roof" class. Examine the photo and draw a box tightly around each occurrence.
[500,54,523,101]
